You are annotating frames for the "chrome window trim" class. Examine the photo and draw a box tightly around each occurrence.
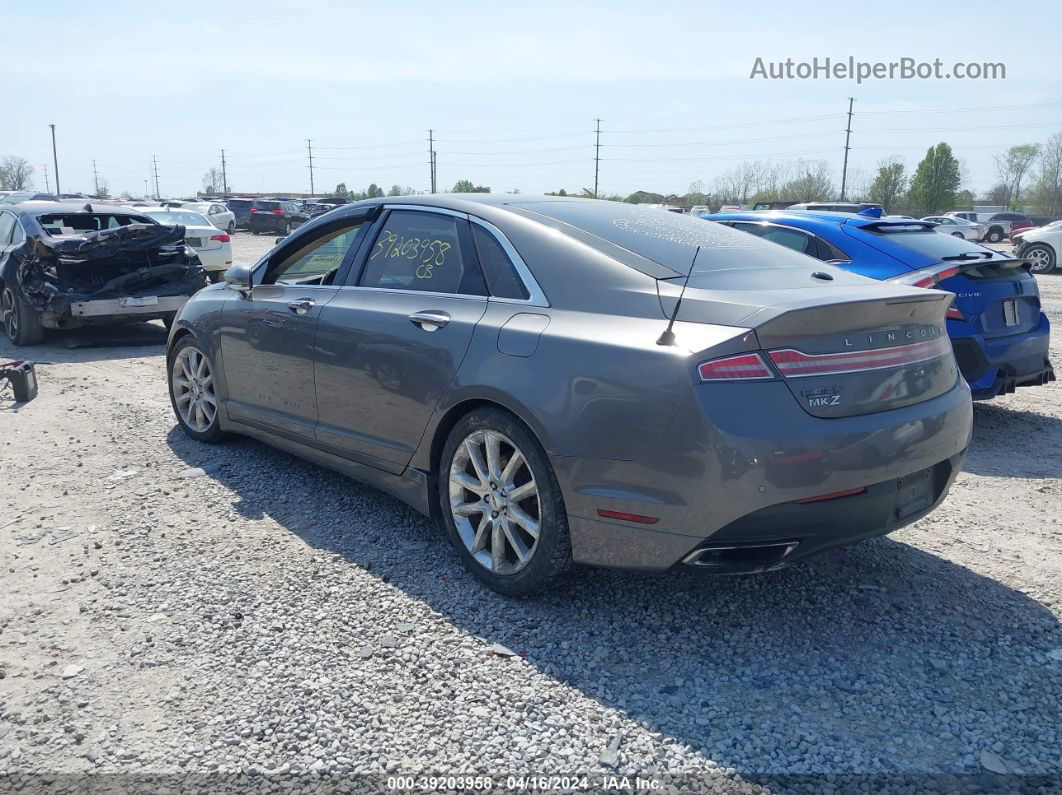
[467,216,549,307]
[335,285,487,302]
[383,204,469,220]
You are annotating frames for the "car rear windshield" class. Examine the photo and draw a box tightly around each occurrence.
[253,201,282,210]
[514,200,817,275]
[227,199,253,208]
[35,213,153,236]
[865,225,994,258]
[144,210,210,226]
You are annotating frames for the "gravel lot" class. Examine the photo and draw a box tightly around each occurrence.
[1,231,1060,791]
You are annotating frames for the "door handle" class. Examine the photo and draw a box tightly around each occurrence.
[288,299,315,314]
[408,310,450,331]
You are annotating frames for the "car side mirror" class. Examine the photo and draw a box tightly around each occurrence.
[224,263,253,292]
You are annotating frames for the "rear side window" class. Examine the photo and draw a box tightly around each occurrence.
[360,210,485,296]
[732,222,813,255]
[472,225,529,300]
[0,212,15,244]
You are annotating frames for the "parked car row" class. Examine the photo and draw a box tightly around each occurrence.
[705,209,1054,401]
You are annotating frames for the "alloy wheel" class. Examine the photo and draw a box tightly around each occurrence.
[1,288,17,339]
[171,345,217,432]
[1026,246,1054,273]
[448,429,541,575]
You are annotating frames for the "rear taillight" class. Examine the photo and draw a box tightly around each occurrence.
[250,208,258,214]
[698,353,773,381]
[890,264,961,289]
[210,234,230,242]
[768,336,951,378]
[946,305,965,321]
[272,209,284,216]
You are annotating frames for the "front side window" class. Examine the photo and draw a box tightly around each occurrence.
[360,211,485,295]
[35,213,151,235]
[264,220,364,285]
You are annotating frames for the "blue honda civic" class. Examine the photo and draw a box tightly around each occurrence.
[703,210,1054,400]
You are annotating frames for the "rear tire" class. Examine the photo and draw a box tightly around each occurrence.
[1024,243,1056,274]
[227,221,235,235]
[986,227,1004,243]
[438,407,571,596]
[1,285,45,346]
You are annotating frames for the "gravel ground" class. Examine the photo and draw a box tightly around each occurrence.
[1,231,1060,792]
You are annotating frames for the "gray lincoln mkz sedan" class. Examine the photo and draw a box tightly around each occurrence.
[167,195,973,595]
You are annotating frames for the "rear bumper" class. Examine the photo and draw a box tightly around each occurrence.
[950,314,1054,400]
[41,295,190,328]
[553,377,973,572]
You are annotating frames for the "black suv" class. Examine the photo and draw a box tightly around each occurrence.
[248,200,308,235]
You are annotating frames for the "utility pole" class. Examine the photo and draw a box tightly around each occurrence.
[220,148,228,195]
[432,150,437,194]
[428,129,435,193]
[49,124,60,195]
[306,139,315,195]
[92,160,100,195]
[42,164,50,193]
[152,155,161,200]
[840,97,855,201]
[593,118,602,199]
[144,179,149,199]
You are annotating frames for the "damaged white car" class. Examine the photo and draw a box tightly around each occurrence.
[0,202,208,345]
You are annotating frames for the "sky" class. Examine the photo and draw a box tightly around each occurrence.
[4,0,1061,199]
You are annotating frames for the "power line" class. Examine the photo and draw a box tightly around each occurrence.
[606,113,844,135]
[858,100,1062,115]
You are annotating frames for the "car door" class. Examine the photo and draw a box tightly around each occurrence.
[312,206,489,473]
[219,212,370,441]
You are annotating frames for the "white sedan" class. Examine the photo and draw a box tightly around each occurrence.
[138,207,233,280]
[178,201,236,234]
[921,215,983,241]
[1014,221,1062,274]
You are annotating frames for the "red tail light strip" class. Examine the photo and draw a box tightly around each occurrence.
[768,336,951,378]
[698,353,773,381]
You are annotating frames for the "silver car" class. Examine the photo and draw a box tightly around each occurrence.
[166,196,972,595]
[921,215,983,241]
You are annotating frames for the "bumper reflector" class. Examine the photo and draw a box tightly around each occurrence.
[794,487,867,504]
[597,509,660,525]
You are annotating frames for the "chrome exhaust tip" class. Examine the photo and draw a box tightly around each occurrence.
[682,541,799,569]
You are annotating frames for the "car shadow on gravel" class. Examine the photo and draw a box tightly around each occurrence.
[965,401,1062,478]
[166,427,1062,780]
[0,322,168,365]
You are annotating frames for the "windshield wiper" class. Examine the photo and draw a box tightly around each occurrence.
[942,251,994,261]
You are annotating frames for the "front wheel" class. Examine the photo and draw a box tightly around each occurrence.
[951,232,965,238]
[1024,243,1057,274]
[1,285,44,346]
[986,228,1004,243]
[439,408,571,596]
[168,336,226,443]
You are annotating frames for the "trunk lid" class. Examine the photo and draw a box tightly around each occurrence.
[662,271,959,418]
